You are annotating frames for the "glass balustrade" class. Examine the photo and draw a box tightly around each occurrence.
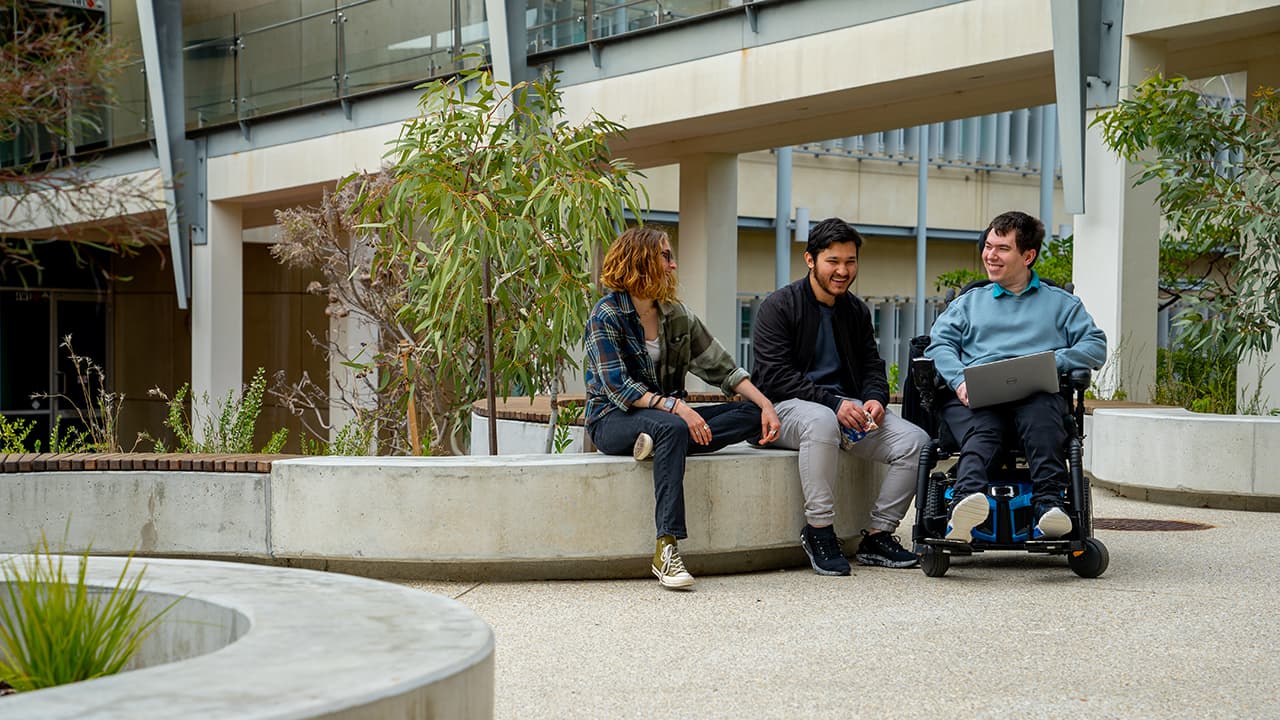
[526,0,740,52]
[111,59,151,145]
[342,1,459,94]
[178,0,491,129]
[3,0,756,162]
[237,0,339,119]
[527,1,588,53]
[183,14,238,128]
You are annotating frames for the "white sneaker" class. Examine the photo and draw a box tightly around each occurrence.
[945,492,990,541]
[652,541,695,590]
[1035,506,1072,539]
[632,432,654,461]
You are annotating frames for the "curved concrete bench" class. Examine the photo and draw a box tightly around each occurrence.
[0,556,493,719]
[1089,407,1280,511]
[0,446,885,579]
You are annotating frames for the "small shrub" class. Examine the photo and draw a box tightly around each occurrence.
[45,415,92,454]
[0,415,35,453]
[301,414,377,456]
[552,403,582,454]
[148,367,288,453]
[934,268,986,294]
[1151,342,1237,414]
[0,535,178,692]
[1035,234,1073,287]
[31,336,136,452]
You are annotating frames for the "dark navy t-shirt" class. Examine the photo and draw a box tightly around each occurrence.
[805,304,846,395]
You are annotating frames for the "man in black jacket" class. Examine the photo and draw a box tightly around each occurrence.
[752,218,928,575]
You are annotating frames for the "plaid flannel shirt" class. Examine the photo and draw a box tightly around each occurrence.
[583,291,749,425]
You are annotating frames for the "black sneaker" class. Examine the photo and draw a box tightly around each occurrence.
[854,530,920,568]
[800,524,851,576]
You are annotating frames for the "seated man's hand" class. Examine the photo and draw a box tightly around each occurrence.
[837,399,874,431]
[956,381,970,407]
[863,399,885,427]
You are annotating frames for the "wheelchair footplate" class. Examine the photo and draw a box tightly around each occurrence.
[921,538,975,556]
[1023,539,1078,555]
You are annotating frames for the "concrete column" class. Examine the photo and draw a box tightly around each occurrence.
[329,236,380,441]
[1071,37,1165,402]
[678,153,739,365]
[192,200,243,429]
[1238,53,1280,412]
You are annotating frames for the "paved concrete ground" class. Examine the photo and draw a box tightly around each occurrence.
[401,489,1280,719]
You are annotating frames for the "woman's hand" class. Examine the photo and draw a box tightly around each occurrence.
[675,401,712,445]
[758,402,781,445]
[730,378,782,445]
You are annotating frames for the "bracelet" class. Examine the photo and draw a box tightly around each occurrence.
[648,394,662,409]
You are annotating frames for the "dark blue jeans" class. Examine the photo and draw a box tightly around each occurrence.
[588,401,763,539]
[941,391,1070,507]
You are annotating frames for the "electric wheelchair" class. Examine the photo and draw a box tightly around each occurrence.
[903,280,1109,579]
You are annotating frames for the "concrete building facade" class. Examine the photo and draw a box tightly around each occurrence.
[3,0,1279,450]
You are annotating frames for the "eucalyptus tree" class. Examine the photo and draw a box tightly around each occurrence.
[1094,75,1280,363]
[356,68,646,453]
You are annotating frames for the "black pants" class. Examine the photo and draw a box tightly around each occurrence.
[940,391,1069,508]
[588,401,763,539]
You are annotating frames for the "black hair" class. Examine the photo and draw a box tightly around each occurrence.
[985,211,1046,266]
[805,217,863,258]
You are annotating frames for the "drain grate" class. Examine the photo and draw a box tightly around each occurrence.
[1094,518,1214,532]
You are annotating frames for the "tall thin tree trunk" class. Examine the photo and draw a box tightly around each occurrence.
[399,341,421,455]
[482,257,498,455]
[545,388,558,453]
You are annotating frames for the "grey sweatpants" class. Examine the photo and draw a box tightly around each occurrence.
[773,398,928,532]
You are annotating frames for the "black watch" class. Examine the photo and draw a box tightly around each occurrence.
[661,396,678,412]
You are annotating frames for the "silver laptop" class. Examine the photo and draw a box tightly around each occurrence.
[963,351,1060,409]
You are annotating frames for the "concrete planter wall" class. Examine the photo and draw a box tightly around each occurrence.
[1089,407,1280,510]
[1,447,885,580]
[0,556,494,719]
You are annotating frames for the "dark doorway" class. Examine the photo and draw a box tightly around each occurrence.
[0,290,110,448]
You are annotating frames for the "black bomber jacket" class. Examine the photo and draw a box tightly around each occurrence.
[750,275,890,411]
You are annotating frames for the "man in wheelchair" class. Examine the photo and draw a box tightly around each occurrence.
[924,211,1107,546]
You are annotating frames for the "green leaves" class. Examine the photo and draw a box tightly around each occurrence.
[1094,75,1280,367]
[154,368,286,453]
[0,535,179,692]
[347,67,647,449]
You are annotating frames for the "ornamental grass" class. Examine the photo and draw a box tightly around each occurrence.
[0,536,177,692]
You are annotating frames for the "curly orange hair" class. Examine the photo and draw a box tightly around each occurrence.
[600,226,678,303]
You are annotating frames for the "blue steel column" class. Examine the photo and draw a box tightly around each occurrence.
[774,147,792,288]
[137,0,197,309]
[1039,105,1058,237]
[915,123,929,333]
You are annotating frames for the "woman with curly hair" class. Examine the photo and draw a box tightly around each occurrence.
[583,226,781,590]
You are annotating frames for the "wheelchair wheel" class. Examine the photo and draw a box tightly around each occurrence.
[921,547,950,578]
[1068,537,1109,578]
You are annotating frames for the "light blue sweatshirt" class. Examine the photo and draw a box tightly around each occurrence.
[925,273,1108,390]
